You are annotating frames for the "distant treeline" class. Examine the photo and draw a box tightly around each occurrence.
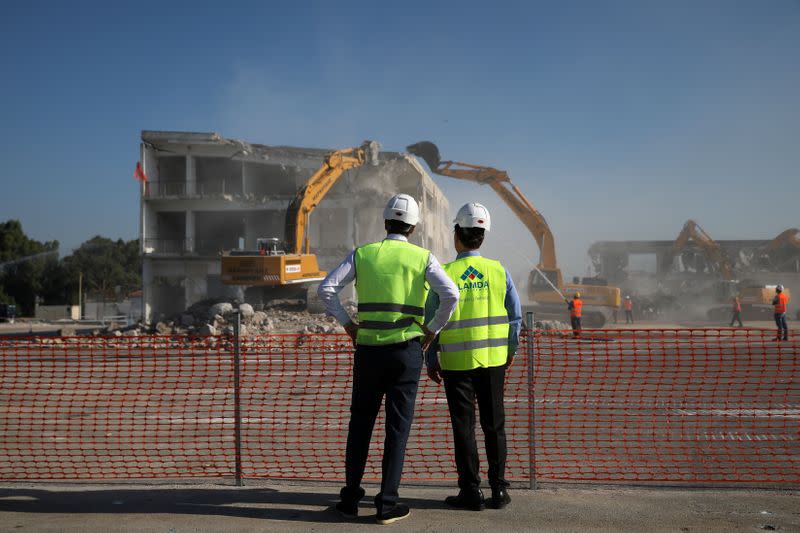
[0,220,141,315]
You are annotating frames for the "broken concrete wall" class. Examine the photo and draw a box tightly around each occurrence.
[139,132,451,323]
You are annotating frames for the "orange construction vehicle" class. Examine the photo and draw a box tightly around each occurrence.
[662,220,792,320]
[407,141,620,327]
[221,141,380,306]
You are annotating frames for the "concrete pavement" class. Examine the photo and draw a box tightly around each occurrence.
[0,482,798,532]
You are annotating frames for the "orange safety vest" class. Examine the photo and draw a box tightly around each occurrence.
[570,298,583,318]
[623,299,632,311]
[774,293,788,314]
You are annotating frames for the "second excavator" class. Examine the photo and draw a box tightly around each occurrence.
[220,141,380,309]
[407,141,620,327]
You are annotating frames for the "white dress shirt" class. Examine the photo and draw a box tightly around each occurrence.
[317,234,459,333]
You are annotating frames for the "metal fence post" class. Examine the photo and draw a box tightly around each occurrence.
[526,311,537,490]
[233,311,243,486]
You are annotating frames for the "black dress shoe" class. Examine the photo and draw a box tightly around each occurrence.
[444,489,485,511]
[336,486,365,519]
[376,503,411,525]
[490,487,511,509]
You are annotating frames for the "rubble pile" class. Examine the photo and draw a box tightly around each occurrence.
[148,298,350,336]
[534,319,571,331]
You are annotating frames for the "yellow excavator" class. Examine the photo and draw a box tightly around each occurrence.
[663,220,791,320]
[221,141,380,306]
[407,141,620,327]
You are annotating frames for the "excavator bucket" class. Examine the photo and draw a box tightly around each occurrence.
[406,141,442,170]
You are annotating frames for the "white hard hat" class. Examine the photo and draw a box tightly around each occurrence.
[383,193,419,225]
[626,295,631,299]
[453,202,491,231]
[776,284,784,292]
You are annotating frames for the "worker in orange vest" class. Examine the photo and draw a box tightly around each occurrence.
[730,296,743,328]
[566,292,582,337]
[773,285,789,341]
[623,295,634,324]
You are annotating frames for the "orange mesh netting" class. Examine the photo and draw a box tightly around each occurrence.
[0,329,797,486]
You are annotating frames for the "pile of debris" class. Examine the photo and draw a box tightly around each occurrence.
[151,299,349,336]
[80,298,573,338]
[534,319,571,332]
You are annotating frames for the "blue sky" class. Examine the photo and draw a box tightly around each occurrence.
[1,1,798,279]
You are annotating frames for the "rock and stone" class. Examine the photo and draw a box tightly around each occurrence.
[238,304,255,321]
[208,302,234,320]
[199,324,217,336]
[58,327,76,337]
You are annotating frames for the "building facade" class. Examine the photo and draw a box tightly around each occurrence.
[139,131,451,323]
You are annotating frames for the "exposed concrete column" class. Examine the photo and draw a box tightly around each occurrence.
[186,149,196,196]
[185,210,195,253]
[243,214,258,250]
[142,258,154,324]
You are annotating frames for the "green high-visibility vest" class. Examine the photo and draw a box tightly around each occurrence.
[439,255,509,370]
[354,239,430,346]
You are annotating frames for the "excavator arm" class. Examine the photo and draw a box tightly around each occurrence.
[764,228,800,253]
[407,141,557,271]
[664,220,735,279]
[284,141,379,255]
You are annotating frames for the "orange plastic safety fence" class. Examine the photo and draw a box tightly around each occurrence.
[531,329,799,485]
[0,329,797,486]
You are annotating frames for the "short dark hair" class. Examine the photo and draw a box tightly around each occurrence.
[455,224,485,249]
[385,219,414,236]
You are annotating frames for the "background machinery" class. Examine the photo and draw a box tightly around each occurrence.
[221,141,380,308]
[407,141,620,327]
[663,220,791,320]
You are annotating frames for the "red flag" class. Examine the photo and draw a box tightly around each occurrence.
[134,162,148,183]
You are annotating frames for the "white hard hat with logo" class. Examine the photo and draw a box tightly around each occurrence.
[454,202,491,231]
[776,284,784,292]
[383,193,420,225]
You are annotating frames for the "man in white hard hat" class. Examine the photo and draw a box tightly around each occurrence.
[425,202,522,511]
[624,295,634,324]
[318,193,459,524]
[773,284,789,341]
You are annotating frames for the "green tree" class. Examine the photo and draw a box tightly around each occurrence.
[0,220,59,314]
[0,220,142,316]
[62,236,141,303]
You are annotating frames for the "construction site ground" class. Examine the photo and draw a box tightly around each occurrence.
[0,481,798,532]
[0,319,793,337]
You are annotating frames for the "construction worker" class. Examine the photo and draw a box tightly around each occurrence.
[623,295,634,324]
[318,193,459,525]
[773,284,789,341]
[566,292,582,337]
[730,296,743,328]
[425,203,522,511]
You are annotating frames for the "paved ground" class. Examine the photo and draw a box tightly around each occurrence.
[0,482,798,532]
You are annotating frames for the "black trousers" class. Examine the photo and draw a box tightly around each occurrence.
[625,310,633,323]
[442,365,509,491]
[570,316,582,335]
[730,311,743,327]
[775,313,788,340]
[342,339,422,514]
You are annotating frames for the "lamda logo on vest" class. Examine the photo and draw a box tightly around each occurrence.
[458,265,489,290]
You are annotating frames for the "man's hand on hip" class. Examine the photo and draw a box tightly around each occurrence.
[344,322,358,344]
[427,360,442,384]
[505,351,515,368]
[420,324,436,352]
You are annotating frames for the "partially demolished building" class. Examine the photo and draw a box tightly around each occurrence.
[139,131,451,323]
[588,234,800,307]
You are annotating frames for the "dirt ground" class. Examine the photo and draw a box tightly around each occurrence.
[0,481,798,532]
